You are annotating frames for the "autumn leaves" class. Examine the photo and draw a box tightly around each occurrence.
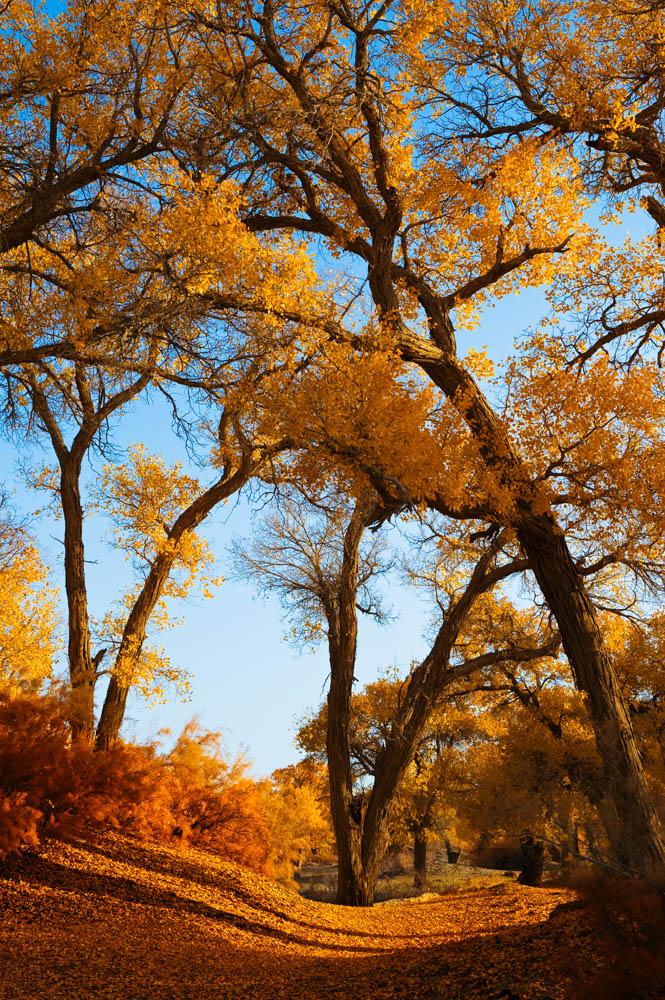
[0,0,664,900]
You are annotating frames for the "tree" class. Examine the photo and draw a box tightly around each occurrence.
[3,160,319,741]
[186,0,665,870]
[0,0,192,363]
[3,0,664,874]
[237,490,555,904]
[298,673,480,891]
[20,368,292,742]
[268,761,334,880]
[94,419,290,749]
[431,1,665,364]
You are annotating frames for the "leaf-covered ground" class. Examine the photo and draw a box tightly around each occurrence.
[0,835,606,999]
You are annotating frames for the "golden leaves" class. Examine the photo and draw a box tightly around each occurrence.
[0,532,59,695]
[0,831,599,999]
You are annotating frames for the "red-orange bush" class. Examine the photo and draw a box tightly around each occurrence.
[0,691,171,852]
[0,792,40,857]
[165,722,272,872]
[0,693,273,874]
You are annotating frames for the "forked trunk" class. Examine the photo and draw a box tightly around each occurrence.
[331,795,391,906]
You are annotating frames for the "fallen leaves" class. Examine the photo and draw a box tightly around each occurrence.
[0,834,607,999]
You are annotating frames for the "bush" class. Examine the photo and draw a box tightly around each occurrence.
[0,691,172,853]
[565,867,665,999]
[0,693,273,874]
[470,837,523,870]
[165,721,272,872]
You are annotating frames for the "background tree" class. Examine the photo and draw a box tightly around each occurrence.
[237,490,555,905]
[267,761,335,881]
[298,673,482,891]
[0,499,59,694]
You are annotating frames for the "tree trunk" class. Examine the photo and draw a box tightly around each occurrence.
[95,676,129,751]
[406,341,665,873]
[334,819,385,906]
[517,513,665,871]
[95,462,253,750]
[413,827,428,891]
[60,460,95,740]
[518,835,545,887]
[325,501,384,906]
[584,823,601,861]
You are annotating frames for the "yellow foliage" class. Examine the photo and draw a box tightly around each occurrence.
[0,527,59,694]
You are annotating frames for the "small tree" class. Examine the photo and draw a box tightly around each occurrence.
[268,762,334,881]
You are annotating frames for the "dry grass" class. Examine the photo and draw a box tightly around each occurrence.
[298,864,518,903]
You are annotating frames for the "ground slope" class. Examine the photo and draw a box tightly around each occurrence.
[0,835,601,999]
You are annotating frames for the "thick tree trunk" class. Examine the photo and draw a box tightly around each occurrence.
[518,835,545,887]
[413,827,428,891]
[61,461,95,740]
[334,820,385,906]
[517,513,665,871]
[405,341,665,873]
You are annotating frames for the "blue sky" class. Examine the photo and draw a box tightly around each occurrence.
[0,287,538,776]
[0,201,645,775]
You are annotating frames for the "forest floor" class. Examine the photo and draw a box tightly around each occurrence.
[0,834,634,999]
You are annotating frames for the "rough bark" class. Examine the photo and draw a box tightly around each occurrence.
[405,340,665,873]
[60,459,95,740]
[517,514,665,871]
[325,501,381,905]
[413,827,428,892]
[95,677,129,752]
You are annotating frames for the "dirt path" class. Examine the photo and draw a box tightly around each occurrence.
[0,835,601,999]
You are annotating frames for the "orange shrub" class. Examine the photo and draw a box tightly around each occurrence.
[0,693,273,874]
[0,691,172,852]
[166,722,272,872]
[0,792,40,856]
